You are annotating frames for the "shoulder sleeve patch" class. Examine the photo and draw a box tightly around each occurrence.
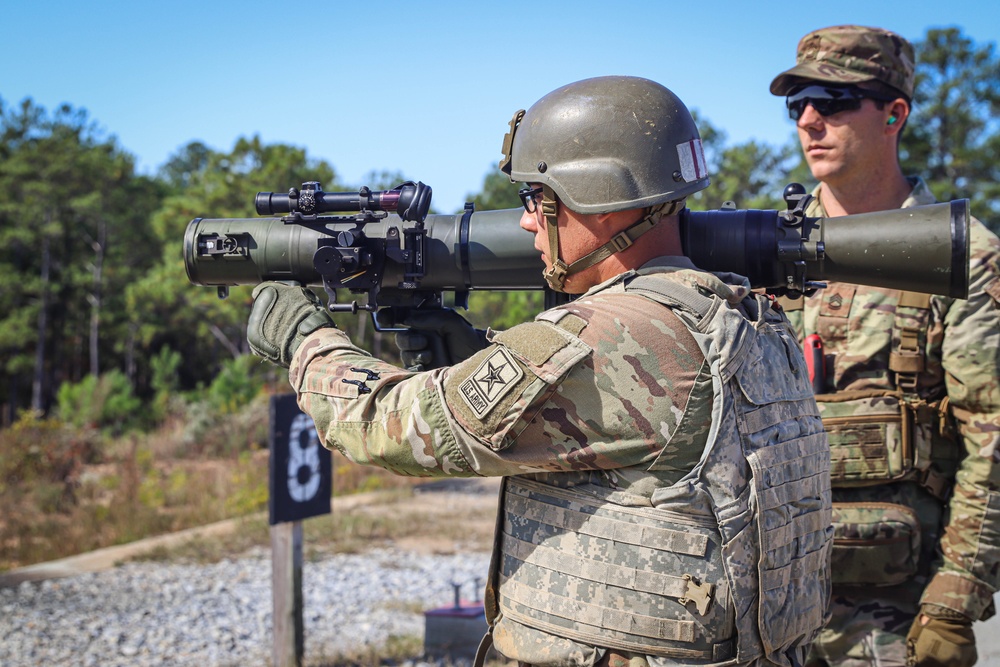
[457,346,525,418]
[442,320,591,451]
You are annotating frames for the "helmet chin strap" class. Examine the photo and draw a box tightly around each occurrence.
[540,187,685,292]
[540,187,567,291]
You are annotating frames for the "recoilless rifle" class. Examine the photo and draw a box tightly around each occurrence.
[184,180,970,325]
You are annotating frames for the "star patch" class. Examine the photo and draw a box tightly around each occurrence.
[458,347,524,418]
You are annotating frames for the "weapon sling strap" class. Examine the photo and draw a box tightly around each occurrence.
[890,290,951,500]
[890,291,931,393]
[474,627,494,667]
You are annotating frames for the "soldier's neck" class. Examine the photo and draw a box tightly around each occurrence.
[818,167,912,217]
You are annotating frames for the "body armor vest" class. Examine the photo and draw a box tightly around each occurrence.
[794,288,958,495]
[488,270,832,666]
[782,286,960,588]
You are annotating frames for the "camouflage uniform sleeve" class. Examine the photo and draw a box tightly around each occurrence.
[443,293,711,478]
[287,293,710,481]
[921,219,1000,621]
[288,327,476,477]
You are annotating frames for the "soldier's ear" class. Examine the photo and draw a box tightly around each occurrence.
[886,99,909,132]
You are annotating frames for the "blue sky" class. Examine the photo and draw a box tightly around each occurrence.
[3,0,996,215]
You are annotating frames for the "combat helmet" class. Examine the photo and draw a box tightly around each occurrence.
[499,76,709,291]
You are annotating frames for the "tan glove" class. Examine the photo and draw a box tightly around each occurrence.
[905,605,977,667]
[247,283,335,367]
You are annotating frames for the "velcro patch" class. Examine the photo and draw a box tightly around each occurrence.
[494,322,569,367]
[458,347,525,418]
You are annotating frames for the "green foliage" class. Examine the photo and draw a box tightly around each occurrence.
[55,370,142,434]
[901,27,1000,231]
[704,139,798,210]
[465,170,522,213]
[0,97,165,417]
[150,346,182,395]
[182,386,270,458]
[164,468,191,507]
[690,111,797,210]
[174,355,270,456]
[465,291,544,330]
[148,346,183,423]
[157,141,211,193]
[204,355,264,415]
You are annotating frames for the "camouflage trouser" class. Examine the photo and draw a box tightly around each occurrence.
[806,594,918,667]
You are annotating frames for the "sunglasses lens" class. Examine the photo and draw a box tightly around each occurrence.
[787,87,864,120]
[788,100,806,120]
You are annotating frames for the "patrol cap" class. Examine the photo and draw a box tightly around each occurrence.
[769,25,915,99]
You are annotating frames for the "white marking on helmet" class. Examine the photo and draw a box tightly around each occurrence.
[677,139,707,182]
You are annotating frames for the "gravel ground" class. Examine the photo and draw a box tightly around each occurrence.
[0,548,491,667]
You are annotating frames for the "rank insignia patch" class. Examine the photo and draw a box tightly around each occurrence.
[459,347,524,418]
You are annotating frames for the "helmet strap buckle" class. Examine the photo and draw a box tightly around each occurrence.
[610,231,634,252]
[544,262,569,292]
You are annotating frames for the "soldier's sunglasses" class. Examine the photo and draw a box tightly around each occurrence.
[518,186,544,213]
[786,85,896,121]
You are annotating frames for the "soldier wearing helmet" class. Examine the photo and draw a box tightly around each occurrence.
[498,76,708,294]
[247,76,833,667]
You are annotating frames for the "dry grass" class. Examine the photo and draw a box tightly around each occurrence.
[0,402,493,572]
[128,479,499,566]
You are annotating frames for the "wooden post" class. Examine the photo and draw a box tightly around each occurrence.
[271,520,304,667]
[269,395,331,667]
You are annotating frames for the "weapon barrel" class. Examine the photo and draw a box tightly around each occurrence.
[820,200,969,298]
[186,200,971,299]
[681,200,970,298]
[184,208,544,291]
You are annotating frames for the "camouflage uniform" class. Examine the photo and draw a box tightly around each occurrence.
[290,258,832,667]
[779,179,1000,666]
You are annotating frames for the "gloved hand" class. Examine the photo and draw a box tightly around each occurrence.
[248,282,335,368]
[393,308,488,371]
[905,605,977,667]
